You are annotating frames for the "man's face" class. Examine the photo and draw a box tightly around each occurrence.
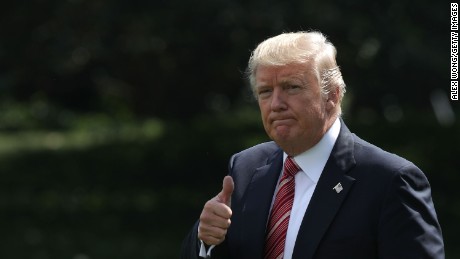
[255,63,334,155]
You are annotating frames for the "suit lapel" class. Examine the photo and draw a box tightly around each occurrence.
[292,122,357,259]
[241,149,283,258]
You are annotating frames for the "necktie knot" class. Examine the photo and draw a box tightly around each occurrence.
[284,156,300,178]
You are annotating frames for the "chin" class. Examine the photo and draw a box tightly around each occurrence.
[271,134,293,144]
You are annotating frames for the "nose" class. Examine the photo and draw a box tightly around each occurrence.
[270,87,287,112]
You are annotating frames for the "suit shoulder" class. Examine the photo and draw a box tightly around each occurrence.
[349,134,432,201]
[230,141,280,168]
[352,134,420,174]
[234,141,279,156]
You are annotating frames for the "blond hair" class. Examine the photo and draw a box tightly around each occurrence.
[246,31,346,109]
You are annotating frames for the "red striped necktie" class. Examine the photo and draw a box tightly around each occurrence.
[264,156,301,259]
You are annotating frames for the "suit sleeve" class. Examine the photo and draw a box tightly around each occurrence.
[180,155,236,259]
[181,220,201,259]
[378,164,445,259]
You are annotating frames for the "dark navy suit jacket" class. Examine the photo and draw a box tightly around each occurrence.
[181,122,444,259]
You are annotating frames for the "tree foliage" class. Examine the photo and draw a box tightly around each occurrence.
[0,0,457,258]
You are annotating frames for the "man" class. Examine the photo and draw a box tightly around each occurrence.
[181,31,444,259]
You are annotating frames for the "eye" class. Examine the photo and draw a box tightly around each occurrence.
[285,84,303,93]
[257,87,272,98]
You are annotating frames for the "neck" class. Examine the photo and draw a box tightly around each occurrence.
[283,115,338,156]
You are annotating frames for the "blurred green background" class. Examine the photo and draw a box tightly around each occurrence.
[0,0,457,258]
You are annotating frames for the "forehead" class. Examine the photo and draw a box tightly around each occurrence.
[255,63,311,84]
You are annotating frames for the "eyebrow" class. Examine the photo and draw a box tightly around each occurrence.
[279,75,308,86]
[255,71,308,88]
[279,78,304,85]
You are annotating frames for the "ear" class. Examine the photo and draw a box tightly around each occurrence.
[326,87,340,111]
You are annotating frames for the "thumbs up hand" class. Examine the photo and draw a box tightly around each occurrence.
[198,176,234,246]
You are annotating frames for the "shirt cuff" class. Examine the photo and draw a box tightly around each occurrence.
[199,240,215,258]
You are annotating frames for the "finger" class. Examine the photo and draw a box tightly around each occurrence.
[199,233,226,246]
[199,223,229,238]
[203,199,232,219]
[198,224,228,245]
[217,176,234,205]
[201,202,232,227]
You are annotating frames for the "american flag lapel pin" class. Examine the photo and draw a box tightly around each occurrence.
[333,182,343,193]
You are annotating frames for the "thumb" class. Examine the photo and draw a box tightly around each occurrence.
[217,176,234,205]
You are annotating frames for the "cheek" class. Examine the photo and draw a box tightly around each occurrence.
[258,102,269,118]
[258,106,269,125]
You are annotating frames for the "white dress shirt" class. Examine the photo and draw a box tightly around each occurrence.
[281,118,341,258]
[200,118,341,258]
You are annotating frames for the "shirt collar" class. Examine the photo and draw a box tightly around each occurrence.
[283,117,341,183]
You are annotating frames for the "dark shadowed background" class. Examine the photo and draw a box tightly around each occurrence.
[0,0,457,258]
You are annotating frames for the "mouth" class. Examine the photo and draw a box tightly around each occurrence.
[271,118,295,126]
